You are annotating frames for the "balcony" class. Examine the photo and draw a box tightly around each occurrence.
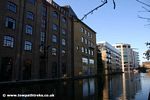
[88,45,95,49]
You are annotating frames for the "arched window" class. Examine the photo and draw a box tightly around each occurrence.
[62,17,67,23]
[52,35,57,43]
[52,11,58,19]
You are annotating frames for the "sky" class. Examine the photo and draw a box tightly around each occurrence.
[54,0,150,64]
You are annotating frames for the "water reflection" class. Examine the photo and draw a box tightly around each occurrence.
[103,73,142,100]
[0,78,103,100]
[0,73,150,100]
[135,73,150,100]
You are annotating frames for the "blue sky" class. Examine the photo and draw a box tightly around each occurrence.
[55,0,150,64]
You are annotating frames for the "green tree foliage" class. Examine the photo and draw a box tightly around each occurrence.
[143,42,150,60]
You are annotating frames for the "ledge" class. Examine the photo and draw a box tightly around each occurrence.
[0,75,99,86]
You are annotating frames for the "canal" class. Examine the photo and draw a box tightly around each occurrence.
[0,72,150,100]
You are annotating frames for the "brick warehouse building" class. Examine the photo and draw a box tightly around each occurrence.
[0,0,97,82]
[73,18,97,76]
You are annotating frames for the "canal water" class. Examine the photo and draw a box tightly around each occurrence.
[0,72,150,100]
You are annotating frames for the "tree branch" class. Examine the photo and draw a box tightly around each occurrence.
[112,0,116,9]
[81,0,108,20]
[138,15,150,20]
[80,0,116,21]
[142,6,150,12]
[144,24,150,26]
[136,0,150,7]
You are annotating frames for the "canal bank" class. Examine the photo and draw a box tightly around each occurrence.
[0,75,104,86]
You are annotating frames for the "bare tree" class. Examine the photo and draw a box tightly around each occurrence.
[81,0,116,20]
[137,0,150,60]
[137,0,150,25]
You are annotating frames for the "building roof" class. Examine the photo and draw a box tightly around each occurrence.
[62,5,78,18]
[115,43,131,46]
[46,0,96,34]
[97,41,121,54]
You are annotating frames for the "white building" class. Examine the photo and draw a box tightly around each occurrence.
[114,43,139,72]
[132,51,139,68]
[97,41,122,74]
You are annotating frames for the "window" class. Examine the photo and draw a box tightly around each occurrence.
[62,50,66,56]
[40,46,44,53]
[41,6,46,16]
[76,46,79,50]
[88,49,91,55]
[52,48,57,55]
[24,41,32,51]
[116,46,121,48]
[27,0,36,5]
[41,18,46,28]
[40,32,46,52]
[81,47,84,53]
[82,57,88,64]
[123,55,127,57]
[81,37,84,43]
[88,32,90,37]
[84,30,87,34]
[123,45,126,48]
[40,32,45,44]
[88,32,92,38]
[91,42,93,47]
[81,27,84,33]
[26,25,32,34]
[26,11,34,20]
[85,48,88,54]
[52,24,58,31]
[85,39,87,44]
[62,29,66,35]
[3,36,14,48]
[7,2,16,13]
[52,11,58,18]
[89,59,94,64]
[88,40,91,46]
[91,34,92,38]
[62,17,66,23]
[62,39,66,46]
[5,17,16,29]
[52,35,57,43]
[91,50,94,56]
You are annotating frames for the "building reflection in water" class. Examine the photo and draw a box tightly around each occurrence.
[0,73,143,100]
[0,78,104,100]
[146,72,150,77]
[103,73,141,100]
[75,79,97,100]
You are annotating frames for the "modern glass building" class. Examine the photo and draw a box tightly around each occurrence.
[114,43,139,72]
[97,41,122,74]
